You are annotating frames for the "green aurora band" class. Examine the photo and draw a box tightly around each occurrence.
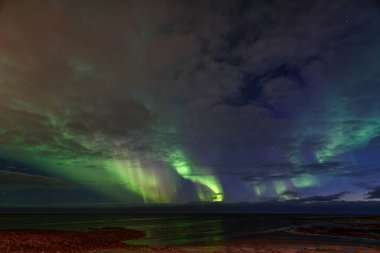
[315,119,380,163]
[266,94,380,200]
[163,149,223,202]
[152,125,224,202]
[0,97,223,203]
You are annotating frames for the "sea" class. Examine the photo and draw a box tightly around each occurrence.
[0,214,379,247]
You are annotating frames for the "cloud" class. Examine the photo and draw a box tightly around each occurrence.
[366,187,380,199]
[237,161,355,183]
[0,0,380,203]
[0,170,75,188]
[294,192,349,203]
[279,190,300,199]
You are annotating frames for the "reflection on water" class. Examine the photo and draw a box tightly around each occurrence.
[0,214,296,246]
[127,216,225,246]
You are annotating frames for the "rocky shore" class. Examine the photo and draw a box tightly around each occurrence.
[1,226,379,253]
[0,227,144,253]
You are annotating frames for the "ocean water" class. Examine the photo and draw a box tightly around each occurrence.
[0,214,378,246]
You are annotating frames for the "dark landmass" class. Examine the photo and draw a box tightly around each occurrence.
[0,227,144,253]
[2,201,380,214]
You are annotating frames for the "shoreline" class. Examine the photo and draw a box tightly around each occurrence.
[109,238,380,253]
[0,227,379,253]
[288,226,380,241]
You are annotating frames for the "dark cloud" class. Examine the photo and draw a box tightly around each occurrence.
[237,161,355,183]
[366,187,380,199]
[0,170,75,188]
[0,0,380,203]
[294,192,349,203]
[280,190,300,199]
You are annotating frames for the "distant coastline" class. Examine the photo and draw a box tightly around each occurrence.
[2,201,380,214]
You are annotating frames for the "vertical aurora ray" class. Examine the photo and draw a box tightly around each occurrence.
[0,97,224,203]
[253,184,265,197]
[0,94,223,203]
[0,99,177,203]
[39,156,176,204]
[3,143,176,204]
[273,181,287,195]
[105,159,175,203]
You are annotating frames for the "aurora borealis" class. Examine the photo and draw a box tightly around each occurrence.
[1,0,380,207]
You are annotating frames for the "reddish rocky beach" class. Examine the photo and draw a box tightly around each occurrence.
[1,226,380,253]
[0,227,144,253]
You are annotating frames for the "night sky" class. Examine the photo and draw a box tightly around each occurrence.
[1,0,380,207]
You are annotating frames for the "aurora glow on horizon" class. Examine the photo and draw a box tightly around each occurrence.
[1,0,380,207]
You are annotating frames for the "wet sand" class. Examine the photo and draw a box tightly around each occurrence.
[291,226,380,241]
[101,239,380,253]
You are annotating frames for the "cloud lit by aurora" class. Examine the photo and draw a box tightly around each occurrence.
[1,0,380,205]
